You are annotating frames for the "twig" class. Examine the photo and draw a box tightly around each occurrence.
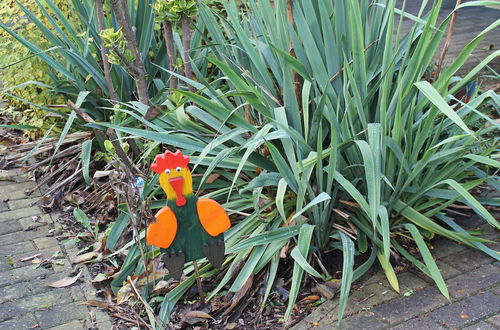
[127,276,159,330]
[110,44,139,74]
[67,101,106,142]
[38,162,82,197]
[328,40,378,84]
[67,100,136,176]
[226,208,251,217]
[286,0,300,108]
[193,260,206,304]
[357,293,375,304]
[26,154,80,193]
[112,313,150,328]
[435,0,462,79]
[106,128,135,177]
[313,251,331,278]
[26,144,81,171]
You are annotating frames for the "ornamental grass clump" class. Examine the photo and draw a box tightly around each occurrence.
[101,0,499,323]
[1,0,499,326]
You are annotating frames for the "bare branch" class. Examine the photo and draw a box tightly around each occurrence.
[110,0,149,105]
[163,20,178,89]
[96,0,119,103]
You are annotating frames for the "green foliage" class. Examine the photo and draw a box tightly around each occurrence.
[100,28,135,64]
[0,0,70,135]
[3,0,500,326]
[153,0,198,21]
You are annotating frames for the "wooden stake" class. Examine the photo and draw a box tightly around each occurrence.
[192,261,206,305]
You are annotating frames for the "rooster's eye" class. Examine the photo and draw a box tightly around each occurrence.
[175,167,182,172]
[165,169,171,174]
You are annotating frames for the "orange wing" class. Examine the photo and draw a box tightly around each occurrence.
[196,198,231,237]
[146,206,177,248]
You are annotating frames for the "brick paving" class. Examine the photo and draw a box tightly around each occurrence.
[0,168,112,329]
[293,221,499,330]
[397,0,500,72]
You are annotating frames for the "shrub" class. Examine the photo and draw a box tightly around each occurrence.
[2,0,499,326]
[0,0,69,136]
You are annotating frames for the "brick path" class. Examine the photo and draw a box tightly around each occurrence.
[398,0,500,72]
[0,168,112,329]
[292,216,499,330]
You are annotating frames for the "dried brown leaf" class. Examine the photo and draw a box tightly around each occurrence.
[205,173,220,184]
[300,295,321,303]
[48,270,82,288]
[332,208,350,219]
[83,299,112,310]
[116,284,133,305]
[223,274,254,316]
[153,280,170,292]
[184,311,214,320]
[73,251,97,264]
[339,200,360,208]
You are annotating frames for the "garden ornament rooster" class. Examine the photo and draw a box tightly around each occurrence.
[146,150,231,279]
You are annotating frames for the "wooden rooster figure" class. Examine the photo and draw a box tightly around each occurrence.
[146,150,231,279]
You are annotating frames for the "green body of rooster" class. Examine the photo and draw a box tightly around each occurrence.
[146,150,231,279]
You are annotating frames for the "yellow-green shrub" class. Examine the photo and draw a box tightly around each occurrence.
[0,0,70,134]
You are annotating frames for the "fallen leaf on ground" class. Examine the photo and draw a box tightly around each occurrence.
[183,311,214,325]
[116,283,133,304]
[226,322,238,329]
[460,314,469,319]
[153,280,170,292]
[184,311,214,320]
[92,273,108,283]
[300,295,321,303]
[223,274,254,316]
[403,290,415,297]
[48,270,82,288]
[93,170,112,179]
[83,299,112,310]
[73,251,97,264]
[31,258,42,264]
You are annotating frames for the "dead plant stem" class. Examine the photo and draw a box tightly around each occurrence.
[435,0,462,79]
